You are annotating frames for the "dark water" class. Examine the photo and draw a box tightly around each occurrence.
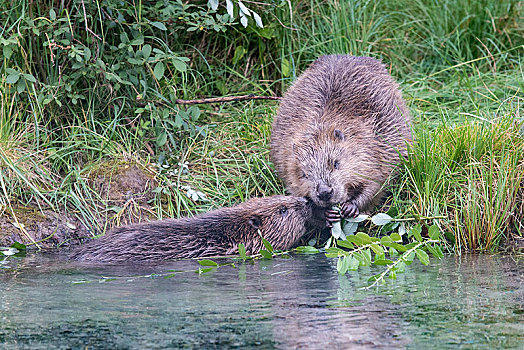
[1,253,522,349]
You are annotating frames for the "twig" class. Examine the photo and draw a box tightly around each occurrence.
[81,0,102,40]
[175,94,281,105]
[365,239,439,289]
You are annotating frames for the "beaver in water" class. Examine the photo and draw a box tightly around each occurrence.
[70,195,312,263]
[270,55,412,225]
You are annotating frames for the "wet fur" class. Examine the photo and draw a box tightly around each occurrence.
[70,196,312,263]
[270,55,412,222]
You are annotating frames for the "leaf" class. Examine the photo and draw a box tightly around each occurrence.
[260,249,272,259]
[373,259,394,266]
[331,221,343,239]
[347,256,360,270]
[226,0,234,18]
[208,0,219,11]
[198,259,219,267]
[398,223,406,236]
[342,221,358,235]
[380,236,392,244]
[1,248,18,256]
[49,8,56,20]
[371,213,392,226]
[16,79,25,93]
[65,222,77,230]
[149,21,167,32]
[428,224,440,240]
[368,273,381,283]
[361,249,372,266]
[444,231,456,243]
[142,44,152,59]
[172,59,187,72]
[434,244,444,258]
[411,224,423,242]
[262,238,273,253]
[336,239,354,249]
[6,73,20,84]
[345,214,369,223]
[427,244,444,259]
[370,243,384,256]
[23,74,37,83]
[252,11,263,28]
[405,251,416,264]
[232,45,246,65]
[396,261,406,273]
[10,242,26,250]
[153,62,165,80]
[356,232,377,244]
[295,246,319,254]
[127,57,143,65]
[238,243,246,258]
[282,58,291,77]
[238,1,251,16]
[325,247,346,258]
[188,106,201,120]
[11,221,25,229]
[323,236,332,250]
[197,267,215,274]
[390,232,402,242]
[338,255,353,275]
[337,256,349,275]
[240,15,248,27]
[3,46,13,60]
[415,249,430,265]
[156,131,167,147]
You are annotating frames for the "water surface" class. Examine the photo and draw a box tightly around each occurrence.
[1,253,522,349]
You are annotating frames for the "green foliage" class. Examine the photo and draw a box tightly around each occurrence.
[323,211,445,287]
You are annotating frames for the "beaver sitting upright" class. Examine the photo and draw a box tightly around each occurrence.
[270,55,412,225]
[70,195,312,263]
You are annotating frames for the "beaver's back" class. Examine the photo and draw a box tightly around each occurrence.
[271,55,411,180]
[69,195,312,263]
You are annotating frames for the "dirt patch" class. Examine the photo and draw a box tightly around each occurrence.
[0,208,89,248]
[0,164,158,249]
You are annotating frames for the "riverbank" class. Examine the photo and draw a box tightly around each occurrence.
[1,0,523,252]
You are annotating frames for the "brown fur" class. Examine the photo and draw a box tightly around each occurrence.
[270,55,412,220]
[70,196,312,263]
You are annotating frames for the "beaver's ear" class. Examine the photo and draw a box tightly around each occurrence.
[248,215,262,229]
[334,129,345,141]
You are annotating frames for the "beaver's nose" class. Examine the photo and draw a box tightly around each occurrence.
[317,184,333,202]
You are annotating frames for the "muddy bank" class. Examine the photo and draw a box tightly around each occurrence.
[0,165,157,249]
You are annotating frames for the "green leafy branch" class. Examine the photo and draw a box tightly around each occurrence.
[366,238,441,289]
[319,209,446,287]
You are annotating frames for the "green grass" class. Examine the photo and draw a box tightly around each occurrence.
[0,0,523,251]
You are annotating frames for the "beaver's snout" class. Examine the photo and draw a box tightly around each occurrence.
[317,183,334,202]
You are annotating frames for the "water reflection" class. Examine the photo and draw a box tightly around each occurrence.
[0,254,522,349]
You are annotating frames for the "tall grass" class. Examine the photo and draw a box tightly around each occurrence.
[0,0,522,250]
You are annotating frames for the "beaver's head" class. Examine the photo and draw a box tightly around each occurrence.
[286,124,377,209]
[234,195,312,252]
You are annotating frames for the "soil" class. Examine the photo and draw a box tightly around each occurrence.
[0,164,157,249]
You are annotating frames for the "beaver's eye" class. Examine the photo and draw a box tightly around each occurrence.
[334,160,340,169]
[279,206,289,217]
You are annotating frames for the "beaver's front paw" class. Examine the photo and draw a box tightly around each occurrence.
[324,209,341,228]
[340,201,359,218]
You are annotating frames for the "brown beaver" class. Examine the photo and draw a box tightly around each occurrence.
[69,195,312,263]
[270,55,412,225]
